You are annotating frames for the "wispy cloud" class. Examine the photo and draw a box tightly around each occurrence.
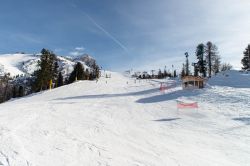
[70,2,129,54]
[84,13,129,53]
[10,33,43,44]
[75,46,85,51]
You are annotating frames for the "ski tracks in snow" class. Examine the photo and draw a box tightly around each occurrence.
[0,106,40,166]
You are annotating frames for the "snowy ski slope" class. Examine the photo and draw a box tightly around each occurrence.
[0,71,249,166]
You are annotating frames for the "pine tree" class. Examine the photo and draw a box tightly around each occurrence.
[18,86,24,97]
[89,73,94,80]
[173,70,177,77]
[12,86,17,98]
[68,62,85,83]
[181,64,185,78]
[164,68,167,78]
[2,73,11,102]
[92,61,100,79]
[151,70,155,78]
[85,69,90,80]
[158,69,162,79]
[53,61,59,86]
[196,44,207,77]
[64,77,69,85]
[57,72,64,87]
[33,48,57,91]
[163,66,168,78]
[205,42,213,77]
[221,63,233,71]
[205,42,220,77]
[192,62,198,76]
[212,55,221,74]
[241,44,250,70]
[53,62,59,88]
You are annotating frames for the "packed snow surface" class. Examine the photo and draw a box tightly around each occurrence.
[0,70,249,166]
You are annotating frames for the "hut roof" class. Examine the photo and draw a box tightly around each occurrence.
[182,76,204,82]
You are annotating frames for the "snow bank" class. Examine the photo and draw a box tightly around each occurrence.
[208,70,250,88]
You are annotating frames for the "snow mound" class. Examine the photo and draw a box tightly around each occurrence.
[208,70,250,88]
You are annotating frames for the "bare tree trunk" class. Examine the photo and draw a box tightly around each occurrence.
[208,51,212,77]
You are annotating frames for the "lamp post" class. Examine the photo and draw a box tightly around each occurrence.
[185,52,189,76]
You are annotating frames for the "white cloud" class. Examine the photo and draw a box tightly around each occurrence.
[69,46,85,56]
[75,47,85,51]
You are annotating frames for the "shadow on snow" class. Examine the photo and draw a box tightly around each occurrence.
[153,118,181,122]
[54,87,159,100]
[232,117,250,125]
[136,89,202,103]
[55,87,203,105]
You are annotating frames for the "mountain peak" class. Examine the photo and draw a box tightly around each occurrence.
[73,54,96,67]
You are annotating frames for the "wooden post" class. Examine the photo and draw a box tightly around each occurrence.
[49,79,53,90]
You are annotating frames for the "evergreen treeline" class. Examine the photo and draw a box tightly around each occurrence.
[32,48,100,91]
[194,42,221,77]
[0,73,30,103]
[135,67,177,79]
[0,73,12,103]
[68,62,85,84]
[241,44,250,70]
[182,41,223,78]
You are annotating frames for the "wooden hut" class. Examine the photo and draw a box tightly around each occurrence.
[182,76,205,89]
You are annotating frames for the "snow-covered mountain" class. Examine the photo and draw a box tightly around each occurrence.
[0,53,95,77]
[72,54,96,67]
[0,53,38,76]
[0,70,249,165]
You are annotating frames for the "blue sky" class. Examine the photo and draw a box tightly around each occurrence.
[0,0,250,71]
